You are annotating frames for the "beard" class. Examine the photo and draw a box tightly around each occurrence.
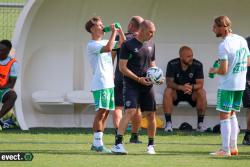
[182,60,192,66]
[216,33,222,37]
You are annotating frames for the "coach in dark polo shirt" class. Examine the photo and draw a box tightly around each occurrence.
[163,46,207,132]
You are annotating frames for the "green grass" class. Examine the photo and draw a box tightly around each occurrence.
[0,128,250,167]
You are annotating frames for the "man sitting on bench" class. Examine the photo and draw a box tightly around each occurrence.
[163,46,207,132]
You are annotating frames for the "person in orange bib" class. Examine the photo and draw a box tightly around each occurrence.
[0,40,18,130]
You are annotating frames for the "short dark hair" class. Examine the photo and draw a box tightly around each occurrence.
[0,39,12,51]
[85,16,102,33]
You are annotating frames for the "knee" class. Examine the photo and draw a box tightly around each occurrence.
[3,91,17,103]
[96,109,109,119]
[124,109,136,119]
[146,113,156,122]
[196,89,206,99]
[163,88,173,100]
[134,110,142,119]
[10,91,17,101]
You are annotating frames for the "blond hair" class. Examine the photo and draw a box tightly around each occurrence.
[214,15,232,33]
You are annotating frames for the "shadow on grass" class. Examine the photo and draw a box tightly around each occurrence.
[1,128,223,136]
[0,141,220,147]
[209,155,250,160]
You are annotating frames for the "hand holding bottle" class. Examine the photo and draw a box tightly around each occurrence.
[209,60,220,78]
[103,22,121,32]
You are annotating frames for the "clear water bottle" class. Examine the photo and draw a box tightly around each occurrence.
[103,22,121,32]
[209,60,220,78]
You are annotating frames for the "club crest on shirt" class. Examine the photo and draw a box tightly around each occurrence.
[125,101,131,107]
[189,73,194,78]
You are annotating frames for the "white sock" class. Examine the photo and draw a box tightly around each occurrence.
[230,115,238,149]
[220,119,231,152]
[93,132,103,147]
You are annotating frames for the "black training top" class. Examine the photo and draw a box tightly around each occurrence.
[166,58,204,85]
[114,32,134,82]
[120,38,155,83]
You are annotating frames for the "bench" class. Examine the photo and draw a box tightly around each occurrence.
[155,92,217,107]
[31,90,94,112]
[32,90,68,104]
[66,90,93,104]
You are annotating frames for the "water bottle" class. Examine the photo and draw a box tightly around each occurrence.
[103,22,121,32]
[126,123,132,132]
[209,60,220,78]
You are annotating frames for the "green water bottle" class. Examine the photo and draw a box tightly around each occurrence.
[209,60,220,78]
[103,22,121,32]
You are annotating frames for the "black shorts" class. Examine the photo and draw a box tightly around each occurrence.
[243,83,250,108]
[123,81,156,112]
[173,91,196,107]
[114,80,124,106]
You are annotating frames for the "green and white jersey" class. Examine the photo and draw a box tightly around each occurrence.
[86,39,117,91]
[218,34,250,91]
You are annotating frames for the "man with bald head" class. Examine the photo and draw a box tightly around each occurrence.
[163,46,207,132]
[112,16,144,144]
[111,20,163,155]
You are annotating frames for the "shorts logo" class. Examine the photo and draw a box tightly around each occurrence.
[101,91,107,99]
[223,102,231,110]
[125,101,131,107]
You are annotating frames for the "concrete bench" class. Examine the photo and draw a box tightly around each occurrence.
[32,90,94,104]
[31,90,94,112]
[155,92,217,107]
[66,90,93,104]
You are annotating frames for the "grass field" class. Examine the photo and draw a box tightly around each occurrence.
[0,128,250,167]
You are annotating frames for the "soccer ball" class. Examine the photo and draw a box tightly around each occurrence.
[146,67,164,84]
